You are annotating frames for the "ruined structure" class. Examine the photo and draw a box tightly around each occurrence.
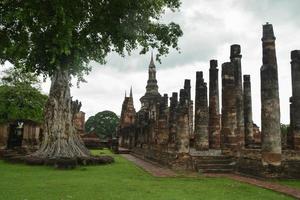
[290,50,300,150]
[208,60,221,149]
[260,23,281,166]
[0,120,42,151]
[243,75,254,146]
[117,23,300,179]
[194,72,209,150]
[73,111,86,136]
[118,88,136,148]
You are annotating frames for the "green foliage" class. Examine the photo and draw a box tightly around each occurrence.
[85,111,119,139]
[0,150,293,200]
[280,123,290,135]
[0,1,183,79]
[0,84,47,123]
[0,67,47,123]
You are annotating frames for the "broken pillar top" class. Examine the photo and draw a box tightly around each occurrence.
[196,71,204,81]
[170,92,178,107]
[244,75,250,82]
[222,62,234,72]
[184,79,191,89]
[179,89,186,104]
[184,79,191,100]
[161,94,168,108]
[291,50,300,61]
[262,22,276,41]
[230,44,241,59]
[210,60,218,69]
[172,92,178,99]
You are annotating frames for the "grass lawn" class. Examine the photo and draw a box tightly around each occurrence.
[0,149,293,200]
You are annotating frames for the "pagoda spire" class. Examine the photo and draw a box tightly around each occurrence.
[130,86,133,98]
[145,53,159,94]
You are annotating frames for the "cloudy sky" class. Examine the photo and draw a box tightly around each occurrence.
[4,0,300,126]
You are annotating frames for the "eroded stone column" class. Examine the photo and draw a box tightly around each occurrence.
[230,44,245,148]
[261,23,281,166]
[176,89,190,153]
[157,94,169,149]
[209,60,221,149]
[194,71,209,150]
[169,92,178,150]
[243,75,254,146]
[221,62,238,150]
[184,79,194,137]
[290,50,300,150]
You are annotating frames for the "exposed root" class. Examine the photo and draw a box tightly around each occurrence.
[32,133,90,159]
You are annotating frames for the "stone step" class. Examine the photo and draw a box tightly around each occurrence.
[196,163,235,170]
[118,149,131,154]
[197,159,234,165]
[199,168,234,173]
[196,156,234,160]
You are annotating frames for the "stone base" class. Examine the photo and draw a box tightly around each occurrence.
[294,135,300,150]
[262,152,281,166]
[130,146,300,179]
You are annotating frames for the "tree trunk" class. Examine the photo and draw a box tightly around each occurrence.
[33,69,90,159]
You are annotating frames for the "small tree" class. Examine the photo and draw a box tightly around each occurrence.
[0,1,182,160]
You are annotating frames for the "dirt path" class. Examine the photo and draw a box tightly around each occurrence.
[121,154,300,199]
[121,154,177,177]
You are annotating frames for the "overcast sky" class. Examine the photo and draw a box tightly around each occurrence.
[4,0,300,127]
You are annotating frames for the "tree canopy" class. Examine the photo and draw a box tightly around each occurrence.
[0,1,182,79]
[0,68,47,123]
[85,111,119,139]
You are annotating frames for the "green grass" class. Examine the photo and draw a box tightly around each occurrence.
[0,150,293,200]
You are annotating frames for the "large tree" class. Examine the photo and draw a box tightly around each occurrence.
[0,68,47,123]
[85,111,119,139]
[0,1,182,160]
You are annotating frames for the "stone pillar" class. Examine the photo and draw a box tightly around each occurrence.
[288,97,294,148]
[290,50,300,150]
[184,79,194,137]
[184,79,191,100]
[260,23,281,166]
[176,89,190,153]
[209,60,221,149]
[243,75,254,146]
[221,62,238,150]
[157,94,169,148]
[230,44,245,148]
[194,71,209,150]
[168,92,178,151]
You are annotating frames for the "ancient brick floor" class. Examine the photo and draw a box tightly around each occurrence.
[122,154,300,199]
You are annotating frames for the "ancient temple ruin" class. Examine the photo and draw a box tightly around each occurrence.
[118,23,300,178]
[0,120,42,151]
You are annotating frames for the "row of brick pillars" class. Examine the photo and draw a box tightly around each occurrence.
[192,23,299,167]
